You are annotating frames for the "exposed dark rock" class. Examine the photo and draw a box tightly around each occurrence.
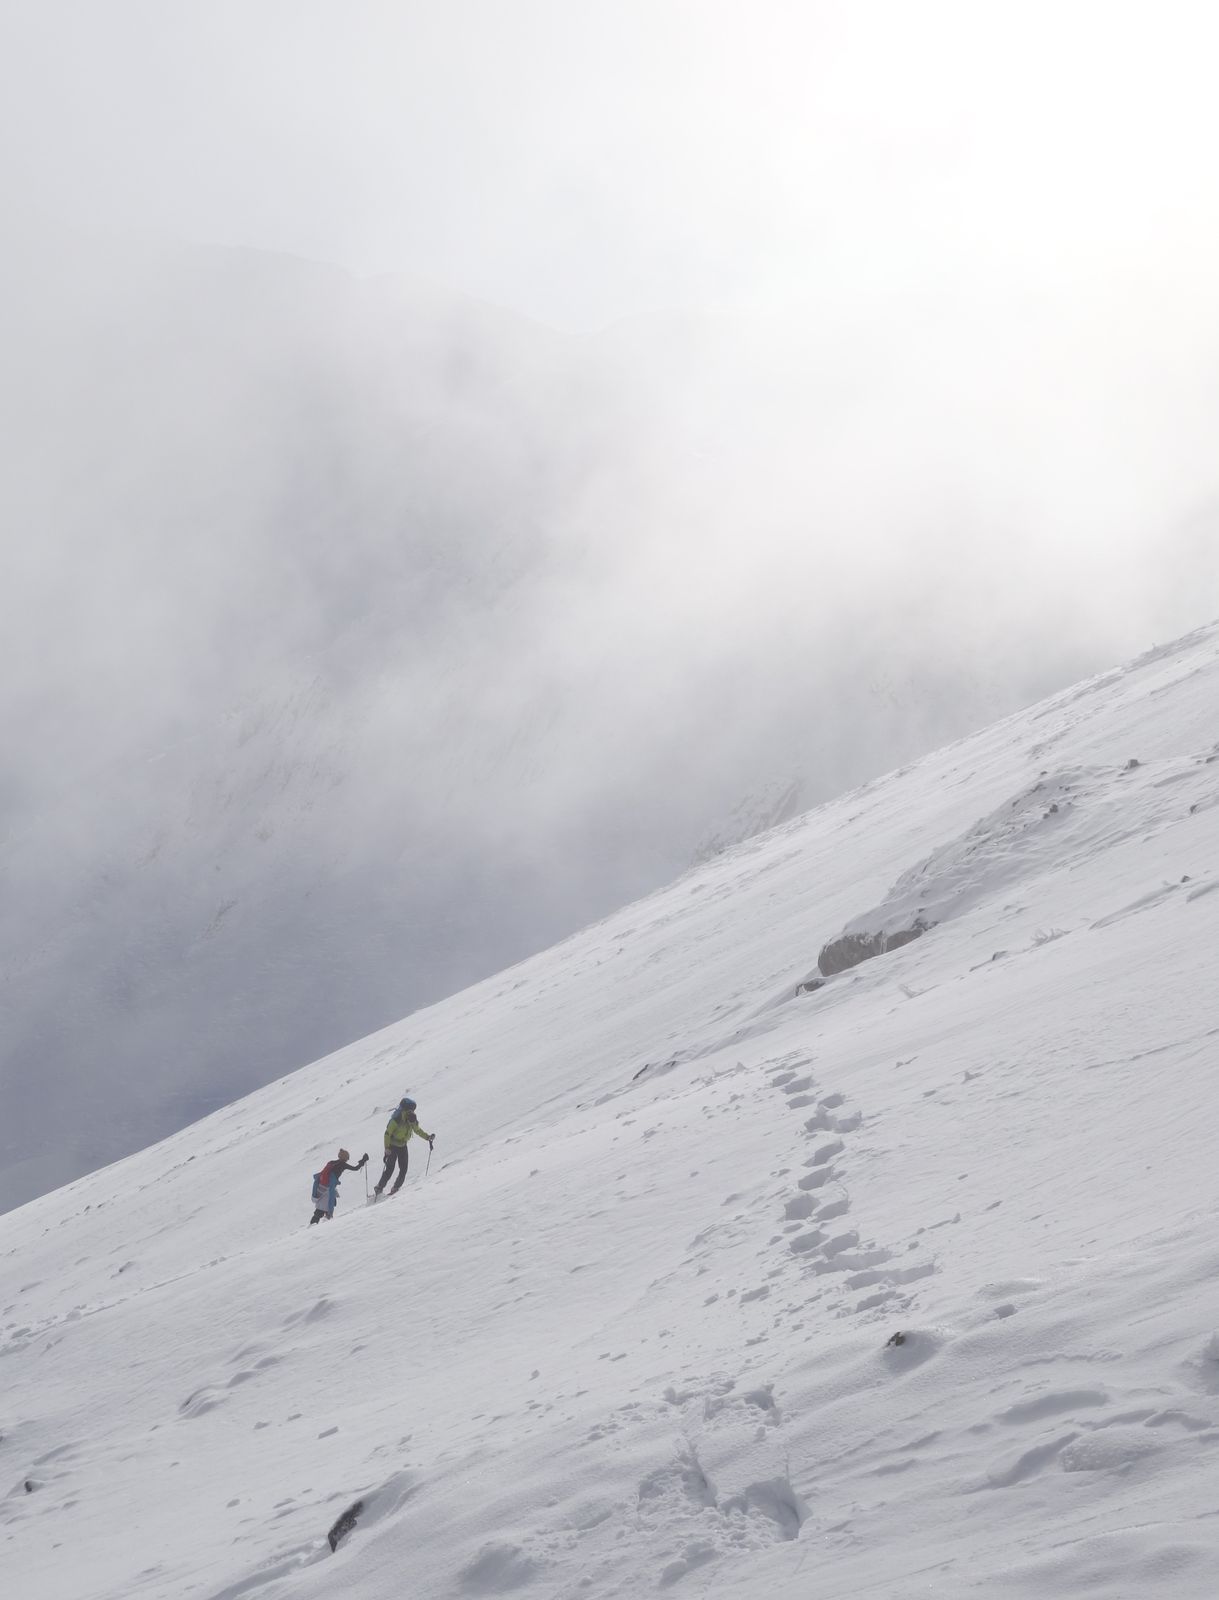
[817,917,933,978]
[328,1498,364,1552]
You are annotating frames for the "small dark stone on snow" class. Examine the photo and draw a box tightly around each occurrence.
[328,1498,364,1552]
[885,1331,906,1347]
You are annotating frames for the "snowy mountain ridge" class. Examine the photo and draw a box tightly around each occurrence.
[5,621,1219,1598]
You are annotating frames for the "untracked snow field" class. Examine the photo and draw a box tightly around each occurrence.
[6,623,1219,1598]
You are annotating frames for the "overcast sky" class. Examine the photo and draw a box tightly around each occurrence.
[4,1,1218,326]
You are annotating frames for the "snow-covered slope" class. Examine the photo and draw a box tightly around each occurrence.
[6,622,1219,1599]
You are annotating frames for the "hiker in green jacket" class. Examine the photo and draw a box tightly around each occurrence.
[373,1097,434,1196]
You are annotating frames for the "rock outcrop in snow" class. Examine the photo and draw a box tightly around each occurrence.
[817,916,932,976]
[814,757,1214,980]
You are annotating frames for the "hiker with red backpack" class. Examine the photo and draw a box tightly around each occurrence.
[309,1148,368,1224]
[372,1097,434,1198]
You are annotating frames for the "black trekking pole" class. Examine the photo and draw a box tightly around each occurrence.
[425,1142,433,1178]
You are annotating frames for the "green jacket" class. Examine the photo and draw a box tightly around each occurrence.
[384,1109,432,1149]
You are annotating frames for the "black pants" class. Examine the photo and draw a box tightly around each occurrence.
[376,1147,409,1193]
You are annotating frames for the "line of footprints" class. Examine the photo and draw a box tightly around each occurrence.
[767,1057,936,1317]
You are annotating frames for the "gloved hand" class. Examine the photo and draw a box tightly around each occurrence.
[428,1135,435,1147]
[359,1153,369,1166]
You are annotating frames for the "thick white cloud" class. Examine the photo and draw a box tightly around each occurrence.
[4,2,1219,323]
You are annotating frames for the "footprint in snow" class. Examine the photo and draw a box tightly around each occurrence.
[796,1166,837,1191]
[983,1432,1078,1488]
[460,1540,541,1593]
[179,1387,226,1419]
[788,1231,827,1256]
[660,1541,717,1586]
[997,1389,1108,1425]
[1179,1333,1219,1394]
[281,1297,335,1329]
[223,1356,278,1382]
[802,1103,839,1132]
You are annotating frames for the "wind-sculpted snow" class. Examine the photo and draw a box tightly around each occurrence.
[816,756,1219,979]
[4,622,1219,1598]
